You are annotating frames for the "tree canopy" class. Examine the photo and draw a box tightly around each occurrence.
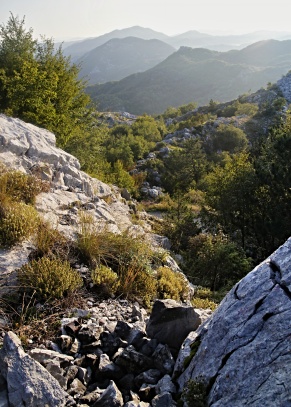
[0,14,91,147]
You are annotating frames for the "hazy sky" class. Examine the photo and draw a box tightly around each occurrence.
[0,0,290,41]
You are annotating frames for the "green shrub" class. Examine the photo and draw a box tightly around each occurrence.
[191,287,218,310]
[0,170,50,204]
[191,297,217,311]
[132,270,157,307]
[0,201,39,246]
[194,287,212,299]
[182,377,208,407]
[17,257,83,301]
[156,266,189,301]
[91,265,118,295]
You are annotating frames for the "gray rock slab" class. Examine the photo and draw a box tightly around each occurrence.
[0,331,67,407]
[177,237,291,406]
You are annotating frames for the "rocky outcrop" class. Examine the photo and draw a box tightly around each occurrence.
[0,114,183,284]
[277,71,291,103]
[0,331,68,407]
[176,237,291,406]
[0,114,131,238]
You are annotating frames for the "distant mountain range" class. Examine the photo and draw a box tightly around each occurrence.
[62,26,169,61]
[62,26,291,60]
[86,39,291,115]
[78,37,175,85]
[60,26,291,87]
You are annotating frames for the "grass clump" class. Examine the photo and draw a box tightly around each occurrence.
[0,201,39,247]
[32,221,70,260]
[17,257,83,301]
[77,211,158,305]
[156,266,190,301]
[77,211,193,307]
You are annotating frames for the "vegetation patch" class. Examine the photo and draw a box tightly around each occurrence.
[183,339,202,369]
[181,377,208,407]
[32,221,71,260]
[0,169,50,205]
[91,264,118,296]
[0,201,39,247]
[17,257,83,301]
[156,266,189,302]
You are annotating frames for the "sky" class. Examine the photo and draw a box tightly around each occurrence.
[0,0,290,41]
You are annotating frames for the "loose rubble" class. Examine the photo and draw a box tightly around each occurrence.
[0,299,211,406]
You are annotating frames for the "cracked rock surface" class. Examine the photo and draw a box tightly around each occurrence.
[177,237,291,406]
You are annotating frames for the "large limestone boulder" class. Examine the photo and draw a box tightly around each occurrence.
[0,113,110,197]
[146,299,201,352]
[177,237,291,406]
[0,331,68,407]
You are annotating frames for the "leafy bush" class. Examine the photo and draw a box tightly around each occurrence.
[236,102,258,116]
[191,287,221,311]
[182,377,208,407]
[0,169,50,204]
[0,201,39,246]
[91,265,118,296]
[156,266,189,301]
[192,297,217,311]
[186,232,251,291]
[17,257,83,301]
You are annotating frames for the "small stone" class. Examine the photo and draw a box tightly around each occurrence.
[68,378,86,396]
[63,320,81,336]
[54,337,68,354]
[155,375,176,394]
[92,380,123,407]
[151,392,177,407]
[69,337,81,355]
[65,365,79,383]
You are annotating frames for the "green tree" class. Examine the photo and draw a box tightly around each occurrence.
[162,139,207,194]
[162,191,199,252]
[253,112,291,256]
[186,232,251,291]
[0,14,91,147]
[204,153,256,249]
[131,115,163,142]
[212,124,248,154]
[109,160,135,192]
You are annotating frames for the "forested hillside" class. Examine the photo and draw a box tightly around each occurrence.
[87,40,291,114]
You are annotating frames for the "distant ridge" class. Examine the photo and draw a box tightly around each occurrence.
[62,26,169,61]
[62,26,291,61]
[86,39,291,114]
[78,37,175,84]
